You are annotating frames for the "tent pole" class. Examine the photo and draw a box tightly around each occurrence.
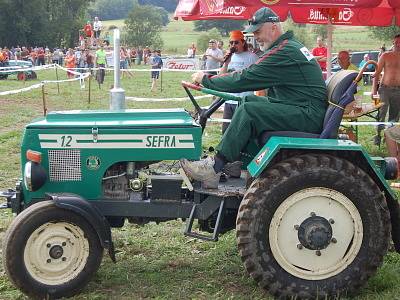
[327,16,333,78]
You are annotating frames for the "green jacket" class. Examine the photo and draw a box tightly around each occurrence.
[202,31,327,114]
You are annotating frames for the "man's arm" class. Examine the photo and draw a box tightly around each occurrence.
[202,55,281,93]
[371,53,385,98]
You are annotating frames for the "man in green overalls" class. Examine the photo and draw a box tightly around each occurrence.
[181,7,327,188]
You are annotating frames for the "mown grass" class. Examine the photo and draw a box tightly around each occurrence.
[0,50,399,299]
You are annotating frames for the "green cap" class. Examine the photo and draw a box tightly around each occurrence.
[245,7,280,33]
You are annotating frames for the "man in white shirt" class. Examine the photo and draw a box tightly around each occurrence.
[220,30,258,133]
[203,40,223,74]
[93,17,103,39]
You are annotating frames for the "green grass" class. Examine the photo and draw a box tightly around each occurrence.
[0,30,399,299]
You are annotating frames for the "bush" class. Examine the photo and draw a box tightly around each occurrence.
[197,28,222,52]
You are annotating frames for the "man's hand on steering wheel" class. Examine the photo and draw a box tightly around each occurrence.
[191,72,205,84]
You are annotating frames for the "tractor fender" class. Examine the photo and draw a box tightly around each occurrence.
[45,193,116,262]
[248,136,400,253]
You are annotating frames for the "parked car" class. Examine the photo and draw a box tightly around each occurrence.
[0,60,37,80]
[331,50,379,72]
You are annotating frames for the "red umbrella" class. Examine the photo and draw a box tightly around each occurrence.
[175,0,399,25]
[174,0,400,75]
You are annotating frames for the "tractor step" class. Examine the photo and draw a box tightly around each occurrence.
[184,200,225,241]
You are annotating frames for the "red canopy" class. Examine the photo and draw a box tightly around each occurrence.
[174,0,400,26]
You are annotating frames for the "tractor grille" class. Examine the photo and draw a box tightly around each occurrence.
[48,150,82,182]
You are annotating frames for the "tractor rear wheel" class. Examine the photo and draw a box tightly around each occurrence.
[2,200,103,299]
[17,72,26,81]
[236,154,390,299]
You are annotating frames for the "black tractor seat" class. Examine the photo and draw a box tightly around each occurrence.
[258,70,359,146]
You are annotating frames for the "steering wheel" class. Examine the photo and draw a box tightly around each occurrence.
[181,81,239,132]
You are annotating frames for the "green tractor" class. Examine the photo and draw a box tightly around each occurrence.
[1,68,400,299]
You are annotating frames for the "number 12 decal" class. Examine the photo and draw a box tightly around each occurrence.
[61,136,72,147]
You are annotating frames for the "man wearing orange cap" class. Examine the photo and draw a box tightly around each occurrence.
[220,30,258,133]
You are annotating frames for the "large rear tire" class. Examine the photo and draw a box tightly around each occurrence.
[17,72,26,81]
[236,154,390,299]
[3,200,103,299]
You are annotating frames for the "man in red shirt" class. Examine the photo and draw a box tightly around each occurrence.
[312,36,327,72]
[84,21,93,47]
[84,21,93,38]
[37,47,45,65]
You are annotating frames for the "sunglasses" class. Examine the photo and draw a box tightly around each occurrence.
[229,41,240,45]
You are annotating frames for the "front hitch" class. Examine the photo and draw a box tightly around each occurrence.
[0,189,16,209]
[0,182,23,214]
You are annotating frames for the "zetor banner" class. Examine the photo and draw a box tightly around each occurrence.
[174,0,400,26]
[163,58,199,71]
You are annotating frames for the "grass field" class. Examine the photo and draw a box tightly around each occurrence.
[1,64,400,299]
[0,17,399,298]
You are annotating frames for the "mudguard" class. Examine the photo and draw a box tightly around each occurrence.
[45,193,116,262]
[247,136,400,253]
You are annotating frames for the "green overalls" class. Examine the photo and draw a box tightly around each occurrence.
[201,31,328,162]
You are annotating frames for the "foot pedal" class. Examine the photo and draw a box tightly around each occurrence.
[184,200,225,241]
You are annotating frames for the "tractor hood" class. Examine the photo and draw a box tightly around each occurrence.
[20,109,202,203]
[27,109,198,129]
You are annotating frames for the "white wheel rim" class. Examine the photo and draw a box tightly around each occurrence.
[269,187,363,280]
[24,222,90,285]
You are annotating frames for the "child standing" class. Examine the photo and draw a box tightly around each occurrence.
[150,50,163,92]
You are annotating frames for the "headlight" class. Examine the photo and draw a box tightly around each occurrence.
[24,161,47,191]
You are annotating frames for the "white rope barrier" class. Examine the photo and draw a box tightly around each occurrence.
[0,69,90,96]
[0,83,44,96]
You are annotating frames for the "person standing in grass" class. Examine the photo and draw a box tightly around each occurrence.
[203,40,223,75]
[150,50,163,92]
[120,47,133,78]
[95,44,107,84]
[372,34,400,146]
[93,17,103,41]
[312,36,327,72]
[65,48,76,79]
[84,21,93,47]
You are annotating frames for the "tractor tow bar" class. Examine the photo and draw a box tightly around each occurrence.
[0,189,16,209]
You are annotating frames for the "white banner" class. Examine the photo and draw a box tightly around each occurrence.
[163,58,199,71]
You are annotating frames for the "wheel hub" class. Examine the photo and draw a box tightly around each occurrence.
[24,222,90,285]
[49,245,64,259]
[298,215,333,250]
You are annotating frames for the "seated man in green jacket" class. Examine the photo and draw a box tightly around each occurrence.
[181,7,328,188]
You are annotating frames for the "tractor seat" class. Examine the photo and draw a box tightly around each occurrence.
[258,70,359,146]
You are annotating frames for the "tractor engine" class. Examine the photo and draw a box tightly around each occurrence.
[102,162,150,201]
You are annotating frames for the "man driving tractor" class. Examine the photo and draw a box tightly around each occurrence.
[181,7,328,188]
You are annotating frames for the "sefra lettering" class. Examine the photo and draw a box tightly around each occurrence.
[145,135,176,148]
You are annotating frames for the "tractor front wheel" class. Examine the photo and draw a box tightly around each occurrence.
[2,200,103,299]
[236,154,390,299]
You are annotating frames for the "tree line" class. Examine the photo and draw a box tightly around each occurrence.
[0,0,398,50]
[0,0,92,48]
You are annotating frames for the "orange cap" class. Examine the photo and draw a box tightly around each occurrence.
[229,30,244,41]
